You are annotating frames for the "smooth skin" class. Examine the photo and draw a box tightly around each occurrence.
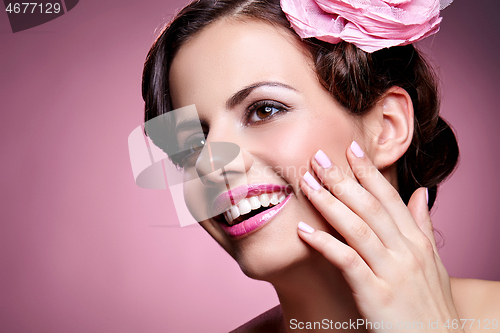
[167,17,500,333]
[236,143,500,332]
[300,143,462,332]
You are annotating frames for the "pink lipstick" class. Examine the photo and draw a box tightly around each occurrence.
[212,184,291,217]
[213,184,292,237]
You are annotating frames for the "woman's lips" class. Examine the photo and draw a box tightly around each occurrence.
[211,184,292,217]
[223,192,286,224]
[219,193,292,237]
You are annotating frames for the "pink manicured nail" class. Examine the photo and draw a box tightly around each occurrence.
[303,171,321,191]
[425,188,429,205]
[315,150,332,168]
[298,221,315,234]
[350,141,364,158]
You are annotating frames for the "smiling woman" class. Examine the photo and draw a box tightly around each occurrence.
[140,0,500,331]
[167,17,368,275]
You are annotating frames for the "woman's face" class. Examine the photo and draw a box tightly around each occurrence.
[169,18,363,279]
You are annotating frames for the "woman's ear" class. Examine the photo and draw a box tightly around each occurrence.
[362,86,414,169]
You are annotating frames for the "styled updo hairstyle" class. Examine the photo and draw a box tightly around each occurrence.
[142,0,459,209]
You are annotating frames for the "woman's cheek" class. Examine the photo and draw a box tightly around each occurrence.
[257,114,353,185]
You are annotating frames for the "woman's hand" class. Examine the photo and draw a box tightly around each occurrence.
[298,141,463,332]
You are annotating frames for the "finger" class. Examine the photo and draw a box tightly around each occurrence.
[407,187,438,253]
[312,150,404,250]
[297,221,376,294]
[300,172,389,266]
[346,141,423,238]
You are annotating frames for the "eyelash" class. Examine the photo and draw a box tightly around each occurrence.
[169,133,203,168]
[173,100,288,168]
[244,100,289,125]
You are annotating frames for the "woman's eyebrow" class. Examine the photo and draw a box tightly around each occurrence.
[226,81,297,109]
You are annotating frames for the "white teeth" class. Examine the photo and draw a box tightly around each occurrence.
[238,199,252,215]
[249,196,261,209]
[230,205,240,220]
[259,193,270,207]
[223,192,289,225]
[270,193,279,205]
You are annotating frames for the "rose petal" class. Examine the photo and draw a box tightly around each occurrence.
[281,0,445,52]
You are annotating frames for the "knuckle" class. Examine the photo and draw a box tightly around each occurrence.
[420,237,435,256]
[331,183,346,197]
[351,221,371,242]
[378,286,394,307]
[367,281,393,307]
[386,187,402,204]
[403,248,427,274]
[396,246,420,270]
[407,256,421,273]
[322,192,337,208]
[315,232,336,255]
[327,166,345,184]
[316,234,340,260]
[354,164,370,180]
[316,233,330,249]
[342,248,359,270]
[364,196,383,215]
[412,234,435,258]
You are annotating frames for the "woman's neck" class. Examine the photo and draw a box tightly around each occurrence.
[269,255,367,333]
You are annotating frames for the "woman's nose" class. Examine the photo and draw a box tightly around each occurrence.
[195,141,250,187]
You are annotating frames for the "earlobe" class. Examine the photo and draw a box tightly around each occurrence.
[364,87,414,169]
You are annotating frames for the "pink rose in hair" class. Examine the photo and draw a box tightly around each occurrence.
[280,0,452,53]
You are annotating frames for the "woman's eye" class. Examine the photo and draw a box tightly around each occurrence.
[187,136,205,151]
[177,134,206,168]
[247,101,287,124]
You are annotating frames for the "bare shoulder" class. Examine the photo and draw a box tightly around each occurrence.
[229,305,285,333]
[450,277,500,331]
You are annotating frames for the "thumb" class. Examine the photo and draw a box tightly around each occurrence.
[407,187,437,252]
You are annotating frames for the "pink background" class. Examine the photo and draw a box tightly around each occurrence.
[1,1,499,332]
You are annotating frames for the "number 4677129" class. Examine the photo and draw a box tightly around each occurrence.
[444,319,499,330]
[5,3,61,14]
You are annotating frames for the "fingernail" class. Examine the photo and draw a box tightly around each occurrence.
[350,141,364,158]
[298,221,315,234]
[315,150,332,169]
[303,172,321,191]
[425,188,429,205]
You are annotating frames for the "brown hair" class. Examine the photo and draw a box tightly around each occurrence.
[142,0,459,209]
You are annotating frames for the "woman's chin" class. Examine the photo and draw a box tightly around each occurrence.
[233,238,313,282]
[201,195,327,280]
